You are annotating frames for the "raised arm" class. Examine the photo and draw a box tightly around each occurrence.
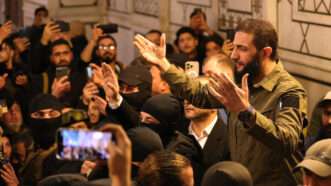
[134,34,222,108]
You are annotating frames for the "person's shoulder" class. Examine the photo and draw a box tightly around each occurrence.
[276,61,306,95]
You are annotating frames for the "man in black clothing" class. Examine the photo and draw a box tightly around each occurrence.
[28,39,87,108]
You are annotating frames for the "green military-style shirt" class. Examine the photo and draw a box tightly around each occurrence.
[163,61,307,186]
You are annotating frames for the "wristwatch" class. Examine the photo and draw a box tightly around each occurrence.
[238,105,256,127]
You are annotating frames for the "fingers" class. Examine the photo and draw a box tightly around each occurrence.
[241,73,249,94]
[105,81,117,93]
[85,82,99,93]
[102,63,117,85]
[134,34,155,51]
[57,75,69,83]
[92,95,106,104]
[207,84,226,104]
[133,40,146,55]
[0,164,14,183]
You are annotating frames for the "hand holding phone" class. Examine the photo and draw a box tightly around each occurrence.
[97,24,118,34]
[51,75,71,98]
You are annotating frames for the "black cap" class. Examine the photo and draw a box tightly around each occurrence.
[119,64,152,86]
[127,127,164,162]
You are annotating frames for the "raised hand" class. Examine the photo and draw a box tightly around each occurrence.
[101,63,120,105]
[91,95,108,116]
[51,76,71,98]
[90,63,105,87]
[91,26,104,43]
[222,40,234,57]
[104,124,131,186]
[41,21,61,45]
[208,72,250,113]
[82,81,99,105]
[0,21,13,43]
[0,163,19,186]
[13,37,30,53]
[134,33,170,72]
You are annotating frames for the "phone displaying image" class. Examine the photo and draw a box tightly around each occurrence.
[55,67,70,79]
[185,61,200,78]
[57,128,112,160]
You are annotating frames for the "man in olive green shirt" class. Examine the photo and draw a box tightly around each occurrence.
[134,19,307,186]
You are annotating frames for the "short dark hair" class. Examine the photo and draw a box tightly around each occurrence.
[190,8,206,20]
[175,27,197,46]
[1,37,15,50]
[34,6,48,16]
[49,39,72,53]
[137,151,192,186]
[97,34,117,48]
[236,19,278,60]
[146,29,162,36]
[205,35,224,48]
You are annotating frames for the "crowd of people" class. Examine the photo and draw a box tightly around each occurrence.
[0,6,330,186]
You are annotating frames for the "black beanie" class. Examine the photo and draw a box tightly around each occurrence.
[141,94,182,126]
[127,127,164,162]
[29,93,64,114]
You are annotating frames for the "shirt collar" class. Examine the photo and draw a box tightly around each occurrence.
[188,115,218,138]
[253,61,283,92]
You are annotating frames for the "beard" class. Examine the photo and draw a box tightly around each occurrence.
[99,53,115,64]
[234,53,260,88]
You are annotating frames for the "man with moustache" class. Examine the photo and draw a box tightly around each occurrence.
[80,27,124,74]
[28,39,87,107]
[134,18,307,186]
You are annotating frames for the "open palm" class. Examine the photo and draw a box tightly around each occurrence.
[134,34,166,66]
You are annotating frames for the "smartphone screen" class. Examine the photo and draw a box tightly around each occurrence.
[57,129,112,160]
[55,67,70,79]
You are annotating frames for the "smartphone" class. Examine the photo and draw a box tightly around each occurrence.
[86,66,93,79]
[97,24,118,34]
[57,128,112,160]
[55,67,70,79]
[55,20,70,32]
[225,29,236,41]
[185,61,200,78]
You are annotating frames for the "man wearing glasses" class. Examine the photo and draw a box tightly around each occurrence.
[81,27,124,74]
